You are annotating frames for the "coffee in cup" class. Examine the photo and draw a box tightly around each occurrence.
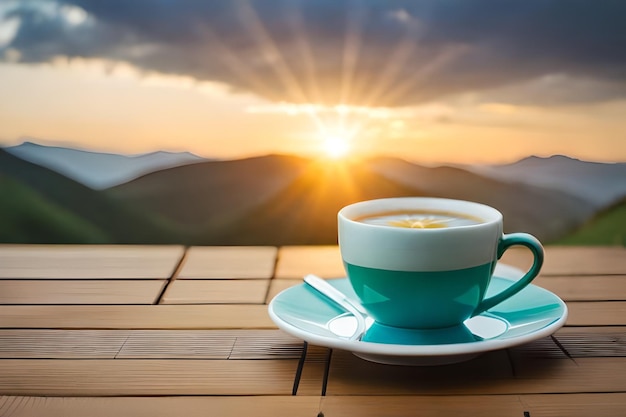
[338,197,543,329]
[354,209,484,229]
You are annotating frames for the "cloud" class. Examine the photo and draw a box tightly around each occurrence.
[2,0,626,106]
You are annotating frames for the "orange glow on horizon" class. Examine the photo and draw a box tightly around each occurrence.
[1,60,625,164]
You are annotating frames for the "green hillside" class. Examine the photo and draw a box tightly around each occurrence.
[553,198,626,246]
[0,176,110,243]
[368,157,597,242]
[0,149,183,244]
[108,154,309,230]
[203,160,428,245]
[2,147,623,247]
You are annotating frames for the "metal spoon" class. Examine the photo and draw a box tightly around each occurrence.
[303,274,367,341]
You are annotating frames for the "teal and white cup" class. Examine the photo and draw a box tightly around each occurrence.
[338,197,544,329]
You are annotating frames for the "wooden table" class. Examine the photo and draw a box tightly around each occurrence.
[0,244,624,416]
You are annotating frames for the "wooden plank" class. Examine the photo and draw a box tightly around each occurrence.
[522,393,626,417]
[510,357,626,394]
[452,246,626,277]
[541,246,626,276]
[160,279,269,304]
[297,345,332,396]
[320,395,525,417]
[0,280,166,304]
[499,247,535,272]
[0,330,128,358]
[326,348,514,395]
[507,336,569,360]
[0,396,322,417]
[320,394,626,417]
[177,246,277,279]
[326,350,626,395]
[117,330,236,359]
[0,329,305,360]
[554,328,626,358]
[0,245,185,279]
[276,246,345,279]
[0,359,299,395]
[118,329,302,359]
[566,302,626,326]
[534,275,626,301]
[267,279,301,303]
[0,305,276,329]
[2,394,624,417]
[229,330,303,359]
[557,326,626,335]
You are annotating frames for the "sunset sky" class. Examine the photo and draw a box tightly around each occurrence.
[1,0,625,163]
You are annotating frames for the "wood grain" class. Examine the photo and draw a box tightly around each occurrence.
[554,328,626,358]
[296,345,332,396]
[326,349,513,395]
[0,396,322,417]
[229,329,303,359]
[116,330,236,359]
[0,305,277,329]
[566,301,626,326]
[1,394,624,417]
[326,350,626,395]
[0,244,623,413]
[276,246,345,279]
[0,329,304,360]
[0,280,165,304]
[533,275,626,301]
[177,246,277,279]
[160,279,270,304]
[266,279,301,303]
[486,246,626,276]
[117,329,302,360]
[0,359,299,395]
[0,330,129,358]
[541,246,626,276]
[320,394,626,417]
[320,395,525,417]
[0,245,184,279]
[522,393,626,417]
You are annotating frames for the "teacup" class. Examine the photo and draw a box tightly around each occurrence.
[338,197,544,329]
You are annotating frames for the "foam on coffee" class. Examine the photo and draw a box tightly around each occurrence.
[354,210,483,229]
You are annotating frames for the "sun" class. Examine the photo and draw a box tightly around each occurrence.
[323,135,351,159]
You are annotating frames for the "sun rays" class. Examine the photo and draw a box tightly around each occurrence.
[203,2,440,160]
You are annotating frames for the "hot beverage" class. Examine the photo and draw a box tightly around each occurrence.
[354,210,483,229]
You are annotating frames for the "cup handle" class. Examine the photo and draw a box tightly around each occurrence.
[472,233,544,316]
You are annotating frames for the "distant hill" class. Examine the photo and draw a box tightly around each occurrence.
[0,177,109,243]
[468,155,626,208]
[0,149,182,244]
[111,155,598,245]
[108,154,310,232]
[205,160,427,245]
[1,145,620,246]
[367,157,597,242]
[4,141,206,189]
[554,197,626,246]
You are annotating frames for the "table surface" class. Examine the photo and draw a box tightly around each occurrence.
[0,244,625,417]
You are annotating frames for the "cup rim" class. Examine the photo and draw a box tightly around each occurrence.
[338,197,503,232]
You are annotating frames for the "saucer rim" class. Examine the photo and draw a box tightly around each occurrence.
[268,264,568,358]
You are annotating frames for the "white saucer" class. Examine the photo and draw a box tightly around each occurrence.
[268,264,567,365]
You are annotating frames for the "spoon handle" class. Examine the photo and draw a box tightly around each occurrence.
[303,274,367,341]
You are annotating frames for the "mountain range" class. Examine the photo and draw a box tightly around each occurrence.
[1,141,624,245]
[5,141,205,189]
[469,155,626,208]
[0,149,183,244]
